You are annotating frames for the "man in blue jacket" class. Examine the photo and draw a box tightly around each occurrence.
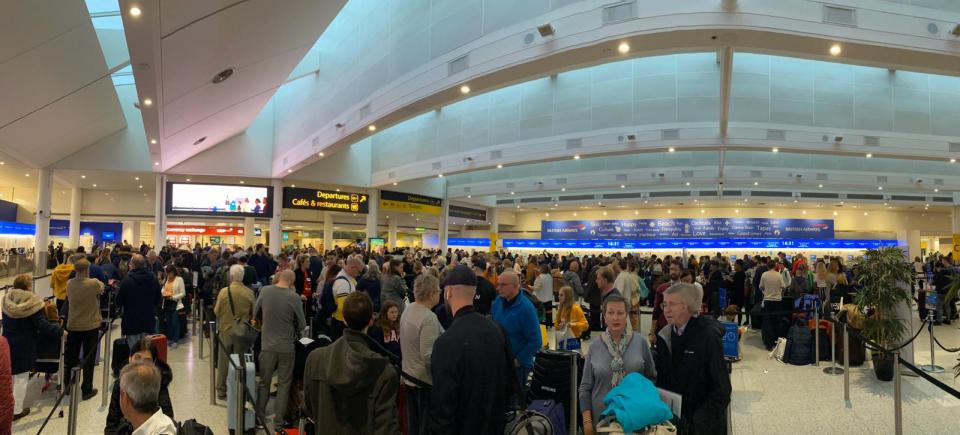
[492,271,542,400]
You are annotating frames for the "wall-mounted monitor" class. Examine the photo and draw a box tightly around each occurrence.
[166,182,273,217]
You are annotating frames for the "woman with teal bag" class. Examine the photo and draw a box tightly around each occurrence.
[578,294,656,435]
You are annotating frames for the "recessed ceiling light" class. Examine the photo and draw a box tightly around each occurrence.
[735,209,740,213]
[368,125,377,132]
[833,211,838,216]
[863,212,868,216]
[460,85,470,94]
[865,153,872,158]
[829,44,842,56]
[154,162,159,166]
[467,195,472,198]
[143,98,152,106]
[573,155,580,160]
[516,205,520,209]
[772,147,779,153]
[878,186,883,190]
[135,176,140,181]
[318,152,325,157]
[544,213,549,217]
[150,139,157,145]
[336,188,340,192]
[951,158,957,163]
[667,147,675,153]
[598,201,602,205]
[685,181,691,186]
[287,169,293,173]
[753,181,759,186]
[211,68,236,84]
[24,173,29,177]
[0,162,4,165]
[573,213,577,217]
[620,184,626,189]
[934,188,939,192]
[768,210,773,214]
[92,184,97,187]
[510,191,515,195]
[644,200,648,204]
[81,175,86,179]
[818,184,823,188]
[602,211,608,216]
[186,178,191,182]
[617,42,630,54]
[392,182,397,186]
[239,180,245,184]
[139,185,143,189]
[700,209,705,214]
[561,188,566,191]
[667,209,672,214]
[129,6,142,17]
[437,174,443,178]
[497,164,503,169]
[634,210,639,215]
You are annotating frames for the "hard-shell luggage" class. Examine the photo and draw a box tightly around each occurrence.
[227,353,256,432]
[505,409,555,435]
[529,350,581,432]
[35,333,63,373]
[528,400,567,435]
[147,334,168,362]
[833,328,866,366]
[112,337,130,377]
[177,309,188,341]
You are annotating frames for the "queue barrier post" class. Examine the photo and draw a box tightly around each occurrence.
[57,332,67,391]
[843,323,850,402]
[822,309,844,376]
[198,300,205,360]
[66,367,81,435]
[101,320,113,408]
[234,355,246,433]
[814,309,820,367]
[209,325,217,405]
[893,350,903,435]
[920,310,944,373]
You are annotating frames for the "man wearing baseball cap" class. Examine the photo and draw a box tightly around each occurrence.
[428,264,516,434]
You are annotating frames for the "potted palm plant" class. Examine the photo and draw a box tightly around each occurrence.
[852,246,914,381]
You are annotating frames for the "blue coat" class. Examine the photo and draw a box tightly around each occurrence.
[491,293,542,370]
[2,311,62,374]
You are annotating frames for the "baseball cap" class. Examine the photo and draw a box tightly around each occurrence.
[443,264,478,287]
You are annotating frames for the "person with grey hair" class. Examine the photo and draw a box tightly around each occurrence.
[491,271,541,400]
[254,269,305,425]
[579,294,655,433]
[357,259,383,312]
[400,273,444,435]
[118,361,177,435]
[213,264,256,399]
[381,259,409,316]
[653,283,730,435]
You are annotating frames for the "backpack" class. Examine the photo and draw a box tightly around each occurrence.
[794,294,821,313]
[504,409,555,435]
[176,419,213,435]
[318,276,349,322]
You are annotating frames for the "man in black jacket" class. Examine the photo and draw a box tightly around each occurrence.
[470,258,497,315]
[653,283,731,435]
[117,255,162,348]
[429,265,516,434]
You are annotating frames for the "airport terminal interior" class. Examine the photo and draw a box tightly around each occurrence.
[3,0,960,434]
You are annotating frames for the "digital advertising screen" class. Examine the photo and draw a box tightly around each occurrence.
[166,182,273,217]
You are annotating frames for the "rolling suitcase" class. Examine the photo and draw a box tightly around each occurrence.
[528,400,567,435]
[147,334,168,362]
[529,350,582,433]
[227,353,257,433]
[112,337,130,377]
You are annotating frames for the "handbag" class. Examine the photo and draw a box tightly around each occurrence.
[226,287,259,349]
[554,326,580,351]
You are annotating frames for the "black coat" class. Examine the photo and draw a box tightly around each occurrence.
[117,267,162,336]
[429,306,516,434]
[1,311,62,374]
[473,277,497,315]
[653,316,731,435]
[356,276,382,312]
[105,359,174,435]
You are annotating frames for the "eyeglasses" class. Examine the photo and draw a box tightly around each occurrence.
[660,302,684,310]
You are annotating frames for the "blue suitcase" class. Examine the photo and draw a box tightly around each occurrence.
[527,399,567,435]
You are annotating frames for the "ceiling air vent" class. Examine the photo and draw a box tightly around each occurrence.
[431,162,442,170]
[357,103,371,119]
[751,191,793,197]
[847,194,884,201]
[616,174,627,182]
[448,55,470,76]
[750,170,763,178]
[565,138,582,149]
[603,192,645,200]
[496,199,515,205]
[823,5,856,26]
[864,136,880,146]
[506,182,515,189]
[890,195,925,201]
[602,1,637,24]
[681,170,694,178]
[723,190,742,197]
[699,190,718,196]
[489,150,502,159]
[801,192,840,199]
[388,171,396,179]
[556,178,567,185]
[877,176,888,183]
[933,197,952,203]
[462,187,471,193]
[934,178,944,186]
[766,129,786,141]
[949,142,960,153]
[520,197,551,203]
[661,129,679,140]
[559,194,595,201]
[649,191,691,198]
[816,173,828,181]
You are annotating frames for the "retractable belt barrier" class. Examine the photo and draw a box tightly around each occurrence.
[36,323,109,435]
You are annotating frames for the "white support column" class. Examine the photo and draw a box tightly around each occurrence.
[951,206,960,257]
[243,217,255,248]
[366,188,380,240]
[269,179,283,255]
[439,191,449,252]
[718,46,734,139]
[388,217,398,250]
[131,221,141,246]
[906,230,921,261]
[323,212,333,252]
[489,206,499,252]
[154,174,166,249]
[34,169,52,262]
[68,187,81,249]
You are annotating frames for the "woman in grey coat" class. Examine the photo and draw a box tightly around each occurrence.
[380,258,408,314]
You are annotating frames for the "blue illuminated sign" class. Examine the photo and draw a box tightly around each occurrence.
[0,221,36,235]
[542,218,834,240]
[448,237,897,250]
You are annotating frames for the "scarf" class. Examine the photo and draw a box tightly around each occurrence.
[601,329,633,387]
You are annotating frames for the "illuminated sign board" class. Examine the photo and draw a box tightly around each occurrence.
[166,225,245,236]
[167,182,272,217]
[283,187,369,214]
[380,190,442,215]
[449,205,487,221]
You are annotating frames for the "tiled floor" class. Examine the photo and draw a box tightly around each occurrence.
[10,308,960,434]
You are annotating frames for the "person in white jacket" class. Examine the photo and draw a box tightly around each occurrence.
[161,264,186,347]
[614,260,642,334]
[531,264,555,327]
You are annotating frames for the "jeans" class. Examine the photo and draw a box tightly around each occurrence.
[406,385,432,435]
[257,350,295,421]
[516,366,531,406]
[761,300,782,350]
[64,328,100,395]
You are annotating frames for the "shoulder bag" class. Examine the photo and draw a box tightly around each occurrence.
[226,287,259,350]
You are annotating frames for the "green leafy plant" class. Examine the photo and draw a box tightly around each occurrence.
[852,247,914,351]
[945,274,960,378]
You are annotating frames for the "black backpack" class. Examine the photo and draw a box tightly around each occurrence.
[177,419,213,435]
[783,323,813,365]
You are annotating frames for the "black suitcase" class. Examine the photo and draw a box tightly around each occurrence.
[112,337,130,377]
[35,335,62,374]
[529,350,583,431]
[833,328,866,366]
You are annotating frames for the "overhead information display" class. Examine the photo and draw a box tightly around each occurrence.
[380,190,442,215]
[283,187,369,214]
[541,218,834,240]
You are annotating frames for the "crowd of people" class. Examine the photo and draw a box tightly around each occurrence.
[4,238,956,434]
